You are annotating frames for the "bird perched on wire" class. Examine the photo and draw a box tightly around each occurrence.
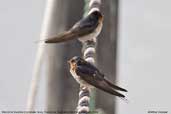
[68,56,128,99]
[45,10,103,43]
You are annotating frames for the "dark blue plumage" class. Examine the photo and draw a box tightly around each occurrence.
[68,56,127,98]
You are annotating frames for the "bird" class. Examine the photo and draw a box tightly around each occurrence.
[68,56,128,98]
[45,10,103,43]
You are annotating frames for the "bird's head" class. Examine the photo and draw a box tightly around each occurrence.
[68,56,84,68]
[89,10,103,22]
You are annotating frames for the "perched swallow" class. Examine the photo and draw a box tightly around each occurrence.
[68,56,127,98]
[45,10,103,43]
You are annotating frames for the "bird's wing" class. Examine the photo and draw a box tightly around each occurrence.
[75,65,126,98]
[69,13,99,37]
[45,14,99,43]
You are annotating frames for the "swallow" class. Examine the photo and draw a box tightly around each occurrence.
[68,56,128,98]
[45,10,103,43]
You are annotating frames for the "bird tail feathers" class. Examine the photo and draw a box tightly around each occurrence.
[45,31,77,43]
[104,78,128,92]
[94,80,126,98]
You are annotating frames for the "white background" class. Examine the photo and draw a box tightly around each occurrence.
[0,0,46,110]
[117,0,171,114]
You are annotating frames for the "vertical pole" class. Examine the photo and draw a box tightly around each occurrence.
[43,0,67,111]
[26,0,52,110]
[27,0,67,111]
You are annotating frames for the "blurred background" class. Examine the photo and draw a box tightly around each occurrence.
[0,0,170,114]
